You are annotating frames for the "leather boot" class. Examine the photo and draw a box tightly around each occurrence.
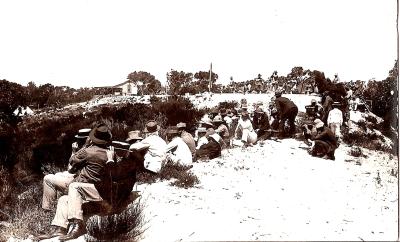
[59,219,87,241]
[37,226,67,240]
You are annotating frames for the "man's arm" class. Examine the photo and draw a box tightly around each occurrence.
[68,148,88,173]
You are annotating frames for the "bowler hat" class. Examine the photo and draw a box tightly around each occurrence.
[89,124,112,145]
[75,128,91,139]
[125,130,143,142]
[144,121,160,133]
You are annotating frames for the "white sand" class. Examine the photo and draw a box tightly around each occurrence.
[137,139,398,241]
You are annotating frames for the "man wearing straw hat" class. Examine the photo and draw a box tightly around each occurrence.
[234,110,257,146]
[41,128,91,212]
[165,126,193,166]
[196,128,222,160]
[125,130,143,145]
[129,120,167,173]
[308,119,337,160]
[196,127,208,150]
[212,115,230,147]
[177,122,196,160]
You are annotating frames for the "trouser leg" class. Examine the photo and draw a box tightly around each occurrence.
[42,172,74,210]
[51,195,69,229]
[67,182,103,221]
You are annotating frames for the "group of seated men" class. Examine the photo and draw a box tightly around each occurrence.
[38,91,341,240]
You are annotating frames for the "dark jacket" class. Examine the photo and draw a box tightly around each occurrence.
[197,138,221,159]
[96,149,144,206]
[253,112,270,131]
[275,97,297,118]
[69,144,108,184]
[313,126,337,148]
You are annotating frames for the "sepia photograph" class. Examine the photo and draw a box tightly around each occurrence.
[0,0,398,241]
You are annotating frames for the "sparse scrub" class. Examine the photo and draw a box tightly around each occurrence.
[0,181,54,241]
[85,199,147,242]
[349,146,366,158]
[137,162,200,189]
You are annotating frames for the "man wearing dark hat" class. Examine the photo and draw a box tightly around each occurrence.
[253,107,271,140]
[177,122,196,159]
[42,128,91,212]
[271,92,298,138]
[129,120,167,173]
[166,126,193,166]
[39,124,113,240]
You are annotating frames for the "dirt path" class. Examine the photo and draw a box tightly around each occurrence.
[137,139,398,241]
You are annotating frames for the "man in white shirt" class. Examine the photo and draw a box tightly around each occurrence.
[234,111,257,146]
[327,102,343,139]
[129,121,167,173]
[165,126,192,166]
[196,127,208,149]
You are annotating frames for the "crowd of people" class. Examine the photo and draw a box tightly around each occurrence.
[36,90,346,241]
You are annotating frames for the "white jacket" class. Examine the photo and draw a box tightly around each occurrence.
[327,108,343,126]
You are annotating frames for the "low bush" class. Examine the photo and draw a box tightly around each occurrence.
[85,199,147,242]
[137,162,199,189]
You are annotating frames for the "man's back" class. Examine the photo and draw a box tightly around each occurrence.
[181,131,196,157]
[69,144,108,184]
[275,96,297,113]
[142,134,167,158]
[167,137,192,165]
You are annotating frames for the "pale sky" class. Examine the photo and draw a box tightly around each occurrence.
[0,0,397,88]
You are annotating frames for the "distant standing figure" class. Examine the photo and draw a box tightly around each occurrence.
[327,102,343,139]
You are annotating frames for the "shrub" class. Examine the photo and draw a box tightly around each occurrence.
[217,101,239,111]
[349,146,365,157]
[137,162,199,189]
[85,199,147,242]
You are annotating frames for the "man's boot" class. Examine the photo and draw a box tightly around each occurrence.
[37,225,67,240]
[59,219,86,241]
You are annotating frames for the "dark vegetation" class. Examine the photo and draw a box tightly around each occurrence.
[0,96,204,240]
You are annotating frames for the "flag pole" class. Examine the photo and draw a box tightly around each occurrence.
[209,62,212,93]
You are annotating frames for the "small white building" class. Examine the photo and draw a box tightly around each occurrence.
[113,80,138,95]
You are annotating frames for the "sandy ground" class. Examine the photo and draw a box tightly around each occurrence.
[8,94,399,242]
[136,139,398,242]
